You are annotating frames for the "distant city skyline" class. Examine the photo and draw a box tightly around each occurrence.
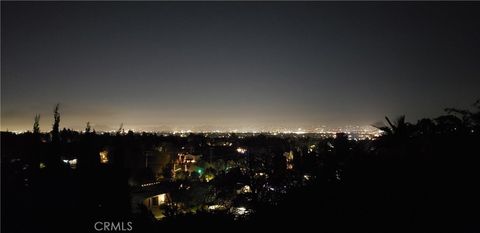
[2,2,480,132]
[1,122,381,134]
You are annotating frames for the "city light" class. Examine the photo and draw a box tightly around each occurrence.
[236,147,247,154]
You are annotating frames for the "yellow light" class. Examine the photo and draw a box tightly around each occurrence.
[99,150,109,164]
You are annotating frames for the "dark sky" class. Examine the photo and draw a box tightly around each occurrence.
[2,2,480,132]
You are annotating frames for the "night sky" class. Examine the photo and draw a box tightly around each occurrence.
[2,2,480,132]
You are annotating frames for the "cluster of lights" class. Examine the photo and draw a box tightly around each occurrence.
[207,142,233,146]
[208,204,226,210]
[141,181,161,187]
[255,172,267,178]
[232,206,251,216]
[238,185,252,194]
[177,153,200,164]
[10,130,28,134]
[4,125,383,137]
[62,159,78,169]
[236,147,247,154]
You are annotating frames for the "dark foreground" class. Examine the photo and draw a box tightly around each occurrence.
[2,104,480,232]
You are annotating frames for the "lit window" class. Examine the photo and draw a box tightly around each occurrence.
[99,150,109,164]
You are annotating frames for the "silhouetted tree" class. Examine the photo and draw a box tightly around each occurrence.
[379,115,408,136]
[374,115,414,146]
[434,115,462,133]
[472,99,480,126]
[85,122,91,133]
[33,114,40,134]
[51,103,61,143]
[443,99,480,131]
[163,162,174,180]
[117,123,124,135]
[416,118,435,135]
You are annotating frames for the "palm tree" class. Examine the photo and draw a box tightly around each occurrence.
[375,115,410,138]
[372,115,416,149]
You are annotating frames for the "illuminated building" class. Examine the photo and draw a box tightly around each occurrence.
[142,193,171,219]
[174,153,202,174]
